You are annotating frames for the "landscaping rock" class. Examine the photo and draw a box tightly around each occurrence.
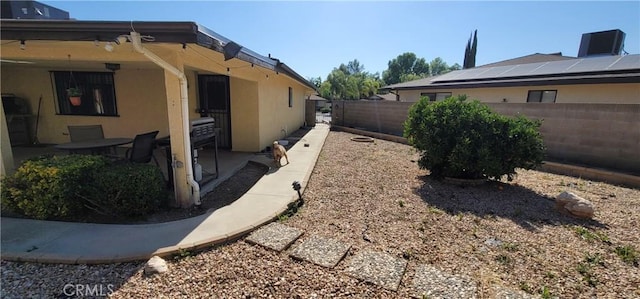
[144,256,168,275]
[555,191,595,219]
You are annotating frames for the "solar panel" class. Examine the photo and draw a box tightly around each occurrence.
[431,54,639,83]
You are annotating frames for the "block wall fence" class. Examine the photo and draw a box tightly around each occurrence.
[332,100,640,175]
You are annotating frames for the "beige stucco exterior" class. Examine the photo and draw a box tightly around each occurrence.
[396,83,640,104]
[0,38,314,206]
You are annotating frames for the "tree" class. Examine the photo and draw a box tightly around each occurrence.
[321,59,384,100]
[307,76,322,90]
[429,57,451,76]
[449,63,462,71]
[382,52,430,85]
[463,30,478,69]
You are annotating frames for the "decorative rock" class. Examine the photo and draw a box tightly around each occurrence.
[555,191,595,219]
[144,256,168,275]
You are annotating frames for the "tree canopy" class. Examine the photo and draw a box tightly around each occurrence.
[382,52,430,85]
[315,55,460,101]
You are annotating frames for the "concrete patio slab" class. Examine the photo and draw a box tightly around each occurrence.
[0,124,330,264]
[245,222,303,252]
[289,235,350,268]
[412,264,477,299]
[344,250,407,291]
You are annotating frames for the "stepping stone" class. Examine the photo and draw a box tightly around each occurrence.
[493,284,539,299]
[289,235,350,268]
[412,264,477,299]
[344,250,407,291]
[245,222,303,252]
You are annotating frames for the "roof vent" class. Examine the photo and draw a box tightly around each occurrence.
[578,29,625,57]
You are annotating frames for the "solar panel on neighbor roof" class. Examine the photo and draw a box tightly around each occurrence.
[432,54,640,83]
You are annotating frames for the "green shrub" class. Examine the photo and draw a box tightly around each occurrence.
[320,107,331,113]
[83,163,167,217]
[404,95,545,180]
[1,155,108,220]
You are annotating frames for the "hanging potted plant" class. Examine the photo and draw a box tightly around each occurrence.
[66,86,83,106]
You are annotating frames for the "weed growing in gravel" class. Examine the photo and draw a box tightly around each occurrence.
[577,253,603,287]
[545,271,556,279]
[573,226,610,243]
[495,254,512,266]
[615,245,639,266]
[398,200,405,207]
[540,286,552,299]
[502,242,520,252]
[174,248,193,260]
[428,206,443,214]
[519,282,532,293]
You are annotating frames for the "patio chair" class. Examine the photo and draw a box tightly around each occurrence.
[67,125,106,154]
[68,125,104,142]
[124,130,160,167]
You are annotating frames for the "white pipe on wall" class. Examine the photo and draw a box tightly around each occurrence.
[129,31,201,206]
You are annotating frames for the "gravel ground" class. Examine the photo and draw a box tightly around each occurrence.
[2,131,639,298]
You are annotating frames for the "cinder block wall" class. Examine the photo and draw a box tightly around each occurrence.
[332,101,413,135]
[332,100,640,175]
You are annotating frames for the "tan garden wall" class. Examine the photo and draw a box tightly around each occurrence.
[332,100,640,175]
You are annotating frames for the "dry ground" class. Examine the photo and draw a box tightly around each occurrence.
[1,131,638,298]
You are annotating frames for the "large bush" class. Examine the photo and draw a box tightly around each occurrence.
[1,155,167,220]
[1,155,108,219]
[404,95,545,180]
[83,163,167,217]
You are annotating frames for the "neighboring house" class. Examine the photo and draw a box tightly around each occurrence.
[367,93,398,101]
[308,94,330,111]
[382,54,640,104]
[0,19,316,207]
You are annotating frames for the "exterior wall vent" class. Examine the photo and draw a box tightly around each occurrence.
[578,29,626,57]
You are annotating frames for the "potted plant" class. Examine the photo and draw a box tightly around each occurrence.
[66,87,82,106]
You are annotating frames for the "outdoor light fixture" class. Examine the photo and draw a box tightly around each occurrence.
[292,181,302,201]
[19,40,26,50]
[226,67,230,75]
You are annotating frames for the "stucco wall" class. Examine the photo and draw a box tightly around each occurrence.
[257,74,308,151]
[332,100,640,174]
[1,66,170,144]
[230,77,259,151]
[397,83,640,104]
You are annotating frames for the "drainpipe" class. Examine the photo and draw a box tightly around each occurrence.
[129,31,201,206]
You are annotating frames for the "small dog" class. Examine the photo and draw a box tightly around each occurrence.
[272,141,289,167]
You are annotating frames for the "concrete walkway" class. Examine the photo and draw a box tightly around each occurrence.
[0,124,330,264]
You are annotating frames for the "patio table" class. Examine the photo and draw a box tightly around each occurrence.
[54,138,133,154]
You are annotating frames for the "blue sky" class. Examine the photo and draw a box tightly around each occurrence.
[48,1,639,80]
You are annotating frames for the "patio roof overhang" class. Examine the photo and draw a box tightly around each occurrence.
[0,19,316,91]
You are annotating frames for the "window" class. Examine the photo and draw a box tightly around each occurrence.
[420,92,452,101]
[527,90,557,103]
[288,87,293,107]
[51,71,118,116]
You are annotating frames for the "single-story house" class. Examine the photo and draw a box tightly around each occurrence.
[0,19,316,207]
[366,93,398,101]
[381,53,640,104]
